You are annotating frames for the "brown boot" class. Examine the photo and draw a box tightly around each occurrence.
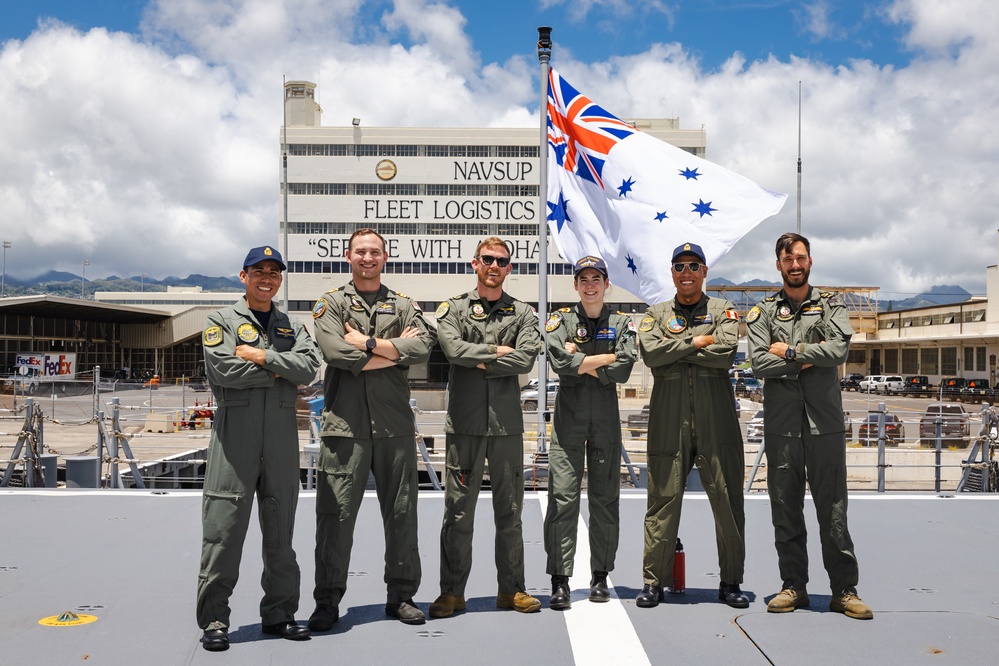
[497,591,541,613]
[830,591,873,620]
[766,587,810,613]
[429,593,466,619]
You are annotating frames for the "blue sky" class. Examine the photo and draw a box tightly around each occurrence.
[2,0,912,71]
[1,1,997,298]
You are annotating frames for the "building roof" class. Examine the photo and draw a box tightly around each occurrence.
[0,295,169,325]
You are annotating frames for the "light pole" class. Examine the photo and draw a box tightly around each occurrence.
[82,259,90,299]
[1,241,10,297]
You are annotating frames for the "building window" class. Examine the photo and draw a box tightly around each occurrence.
[884,348,898,373]
[426,184,449,196]
[902,348,919,374]
[396,184,419,196]
[965,347,975,373]
[921,348,939,375]
[977,346,986,372]
[941,347,957,375]
[354,183,379,195]
[847,348,866,365]
[467,184,489,196]
[972,310,986,322]
[426,145,449,157]
[465,145,489,157]
[356,145,379,156]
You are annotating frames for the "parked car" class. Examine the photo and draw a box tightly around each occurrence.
[520,379,559,411]
[732,376,763,402]
[876,375,905,395]
[629,398,741,438]
[859,375,885,393]
[903,375,932,397]
[746,408,764,443]
[858,412,905,446]
[938,377,967,401]
[960,378,993,405]
[918,403,971,447]
[627,404,651,437]
[840,373,864,391]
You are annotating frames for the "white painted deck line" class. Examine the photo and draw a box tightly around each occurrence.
[536,492,651,666]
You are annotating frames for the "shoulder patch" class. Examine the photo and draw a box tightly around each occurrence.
[638,316,655,333]
[545,312,563,332]
[203,326,223,347]
[724,309,740,320]
[435,302,450,319]
[312,298,327,319]
[746,306,762,323]
[627,319,637,334]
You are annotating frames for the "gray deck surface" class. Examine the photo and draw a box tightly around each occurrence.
[1,489,997,665]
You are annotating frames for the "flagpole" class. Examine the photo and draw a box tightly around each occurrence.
[796,80,802,234]
[536,27,552,455]
[282,74,290,310]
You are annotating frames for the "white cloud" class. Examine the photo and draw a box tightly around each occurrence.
[0,0,996,301]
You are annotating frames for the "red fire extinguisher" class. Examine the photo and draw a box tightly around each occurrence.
[670,538,685,593]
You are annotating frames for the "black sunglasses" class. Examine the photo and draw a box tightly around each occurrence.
[477,255,511,268]
[672,262,702,273]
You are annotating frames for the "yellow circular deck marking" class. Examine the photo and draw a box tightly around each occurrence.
[39,611,98,627]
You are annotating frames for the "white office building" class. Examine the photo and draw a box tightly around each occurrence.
[279,80,707,316]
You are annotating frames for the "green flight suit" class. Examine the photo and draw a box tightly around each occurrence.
[637,295,745,588]
[310,282,434,607]
[196,297,321,630]
[746,287,860,595]
[435,290,541,596]
[544,305,637,576]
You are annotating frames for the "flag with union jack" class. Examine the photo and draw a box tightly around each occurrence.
[546,68,787,304]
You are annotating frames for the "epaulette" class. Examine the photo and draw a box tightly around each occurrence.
[391,289,410,299]
[764,294,777,302]
[819,291,833,299]
[326,287,340,294]
[558,307,571,313]
[451,292,468,301]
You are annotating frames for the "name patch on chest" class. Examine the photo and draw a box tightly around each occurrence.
[376,302,396,315]
[595,327,616,340]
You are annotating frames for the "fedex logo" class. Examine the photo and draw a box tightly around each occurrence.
[44,355,74,377]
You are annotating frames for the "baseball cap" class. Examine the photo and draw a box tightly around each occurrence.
[670,242,706,264]
[573,255,609,276]
[243,246,286,271]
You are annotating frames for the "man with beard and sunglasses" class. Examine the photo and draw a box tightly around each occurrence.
[635,242,748,610]
[429,237,542,618]
[746,232,872,620]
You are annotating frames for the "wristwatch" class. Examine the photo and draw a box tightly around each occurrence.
[784,346,797,361]
[365,337,376,353]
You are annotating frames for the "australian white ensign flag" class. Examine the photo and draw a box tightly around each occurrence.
[546,68,787,304]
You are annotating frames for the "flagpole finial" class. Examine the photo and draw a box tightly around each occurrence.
[537,27,552,64]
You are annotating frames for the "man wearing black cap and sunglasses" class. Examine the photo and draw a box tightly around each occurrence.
[197,246,321,651]
[635,242,748,610]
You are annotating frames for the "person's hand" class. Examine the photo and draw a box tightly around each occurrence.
[769,341,790,358]
[692,334,715,349]
[235,345,266,365]
[399,326,420,339]
[564,342,577,354]
[344,322,369,350]
[496,345,514,357]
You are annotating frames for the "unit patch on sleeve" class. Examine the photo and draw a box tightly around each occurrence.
[236,323,259,343]
[312,299,327,319]
[545,312,563,332]
[434,302,450,320]
[745,306,761,324]
[724,309,739,320]
[203,326,223,347]
[638,316,655,333]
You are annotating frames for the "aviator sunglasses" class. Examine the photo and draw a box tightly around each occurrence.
[477,255,511,268]
[672,261,702,273]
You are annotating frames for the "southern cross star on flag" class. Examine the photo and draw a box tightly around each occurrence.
[546,68,787,304]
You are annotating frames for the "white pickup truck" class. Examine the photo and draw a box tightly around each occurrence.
[877,375,905,395]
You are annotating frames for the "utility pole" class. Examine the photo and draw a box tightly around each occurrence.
[1,241,10,297]
[82,259,90,299]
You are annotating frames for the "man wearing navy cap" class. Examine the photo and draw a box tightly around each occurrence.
[196,245,321,651]
[543,255,637,609]
[635,242,748,609]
